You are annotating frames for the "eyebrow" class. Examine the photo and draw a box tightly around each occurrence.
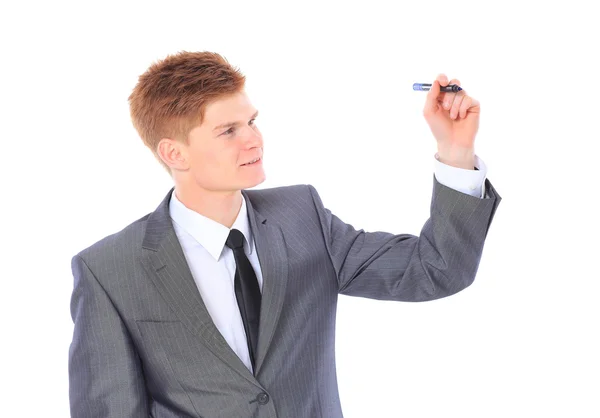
[213,110,259,131]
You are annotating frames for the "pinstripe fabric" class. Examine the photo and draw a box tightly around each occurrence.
[69,174,501,417]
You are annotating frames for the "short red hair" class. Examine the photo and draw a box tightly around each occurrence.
[128,51,247,174]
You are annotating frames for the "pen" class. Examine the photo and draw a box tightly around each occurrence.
[413,83,463,93]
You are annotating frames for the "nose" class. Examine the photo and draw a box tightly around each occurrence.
[242,125,263,149]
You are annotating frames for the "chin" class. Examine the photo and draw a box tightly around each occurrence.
[242,174,266,190]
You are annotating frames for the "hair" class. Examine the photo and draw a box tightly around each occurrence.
[128,51,247,175]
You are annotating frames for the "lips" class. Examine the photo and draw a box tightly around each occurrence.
[242,157,261,166]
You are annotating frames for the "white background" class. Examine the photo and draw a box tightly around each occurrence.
[1,0,599,416]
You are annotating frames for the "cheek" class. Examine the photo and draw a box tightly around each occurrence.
[193,146,235,173]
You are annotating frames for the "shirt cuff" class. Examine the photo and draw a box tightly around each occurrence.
[434,152,487,198]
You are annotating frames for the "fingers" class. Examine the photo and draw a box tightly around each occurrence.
[437,73,449,86]
[446,78,464,119]
[424,74,449,115]
[442,78,460,109]
[424,79,442,116]
[457,95,471,119]
[465,97,481,116]
[436,74,449,104]
[424,74,478,119]
[454,92,480,119]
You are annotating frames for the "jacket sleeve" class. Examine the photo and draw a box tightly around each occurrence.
[69,254,149,417]
[308,174,501,302]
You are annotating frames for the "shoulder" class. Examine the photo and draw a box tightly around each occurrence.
[243,183,325,213]
[72,212,150,268]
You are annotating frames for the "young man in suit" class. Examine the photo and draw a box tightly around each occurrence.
[68,51,501,417]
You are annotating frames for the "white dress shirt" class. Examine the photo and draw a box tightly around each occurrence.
[169,153,488,373]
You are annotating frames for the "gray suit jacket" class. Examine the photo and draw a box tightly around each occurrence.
[69,175,501,417]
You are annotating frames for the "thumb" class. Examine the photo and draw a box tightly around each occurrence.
[424,80,442,116]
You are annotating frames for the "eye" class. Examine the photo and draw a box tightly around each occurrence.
[222,119,257,137]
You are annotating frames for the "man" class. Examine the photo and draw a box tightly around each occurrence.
[69,51,501,417]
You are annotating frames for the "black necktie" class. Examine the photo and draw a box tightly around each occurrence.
[225,229,261,371]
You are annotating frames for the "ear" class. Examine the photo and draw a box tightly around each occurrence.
[158,138,188,170]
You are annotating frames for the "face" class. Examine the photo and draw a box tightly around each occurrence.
[173,90,265,192]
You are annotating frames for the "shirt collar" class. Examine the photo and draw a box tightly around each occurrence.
[168,190,254,261]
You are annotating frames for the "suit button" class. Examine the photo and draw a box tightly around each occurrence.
[257,393,269,405]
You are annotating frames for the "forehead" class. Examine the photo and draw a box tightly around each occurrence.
[204,91,255,121]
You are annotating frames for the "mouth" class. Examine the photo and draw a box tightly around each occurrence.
[241,157,262,166]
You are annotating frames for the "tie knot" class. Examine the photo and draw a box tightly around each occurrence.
[225,228,245,251]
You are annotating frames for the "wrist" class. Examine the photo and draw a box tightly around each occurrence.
[437,146,475,170]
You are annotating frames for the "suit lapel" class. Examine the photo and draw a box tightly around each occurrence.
[140,187,289,382]
[242,189,289,376]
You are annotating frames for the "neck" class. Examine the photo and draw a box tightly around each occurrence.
[174,183,243,229]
